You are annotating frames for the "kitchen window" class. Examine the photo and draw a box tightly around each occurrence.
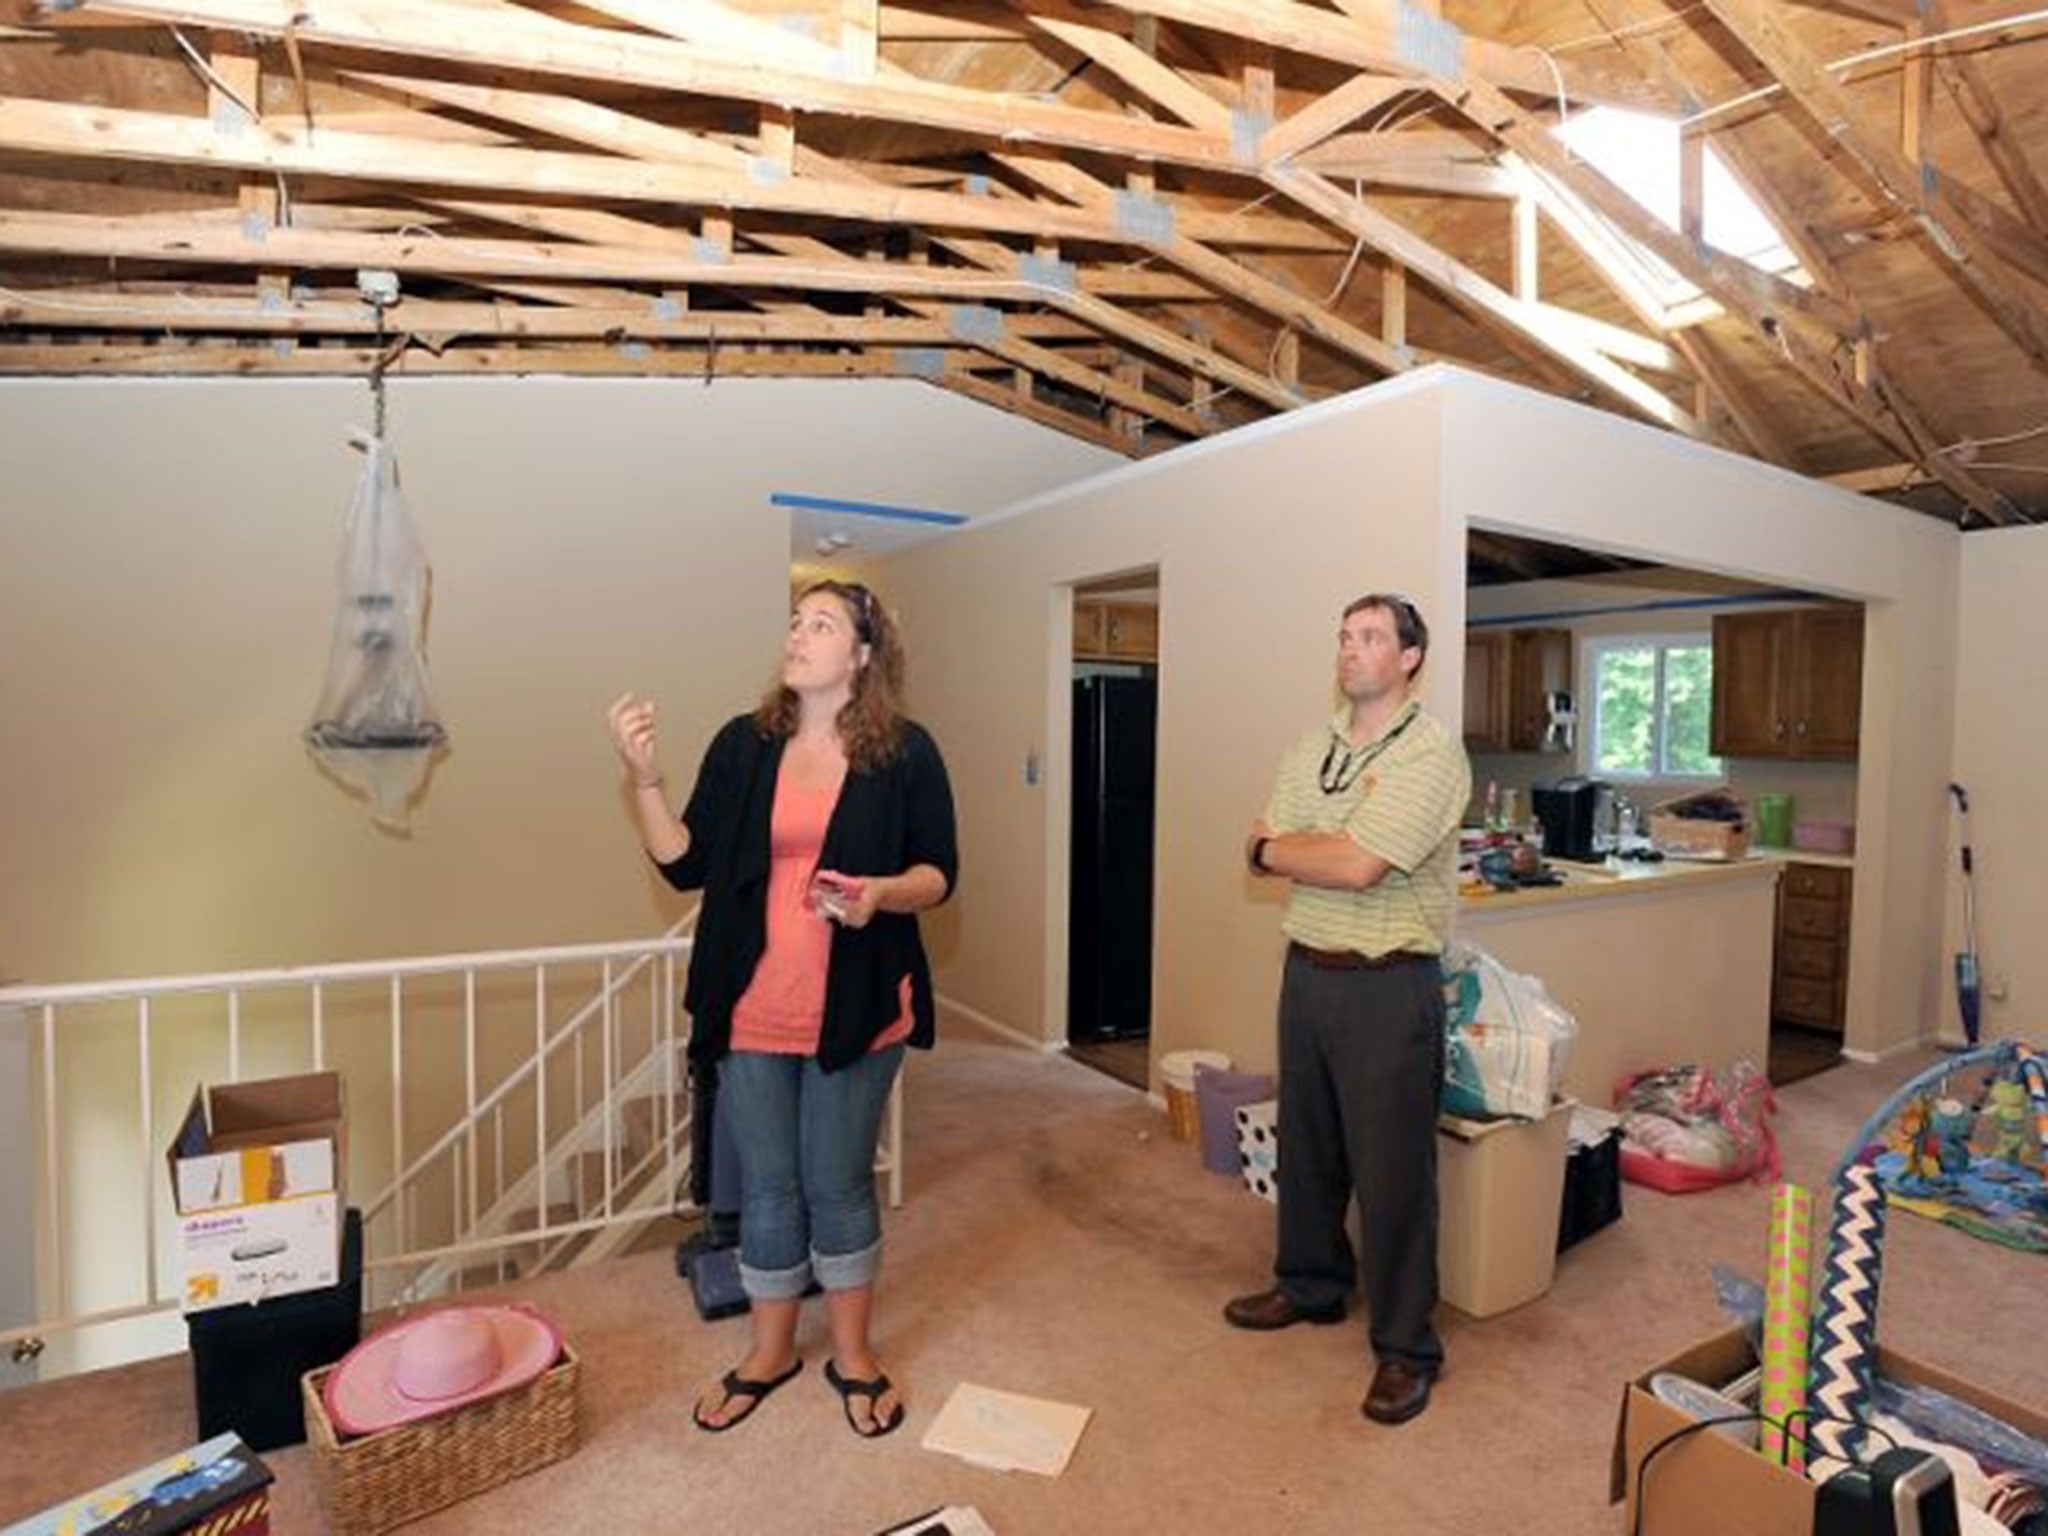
[1587,636,1721,779]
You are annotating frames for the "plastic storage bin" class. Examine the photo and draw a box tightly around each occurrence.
[1436,1099,1574,1318]
[188,1207,363,1450]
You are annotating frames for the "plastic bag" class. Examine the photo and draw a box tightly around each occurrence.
[1439,941,1579,1121]
[305,435,445,829]
[1616,1060,1779,1192]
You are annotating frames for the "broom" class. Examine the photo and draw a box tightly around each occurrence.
[1949,783,1982,1048]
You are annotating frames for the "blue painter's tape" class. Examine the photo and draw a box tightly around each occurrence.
[240,209,269,245]
[893,346,948,380]
[748,155,789,186]
[1018,251,1078,293]
[1114,189,1175,244]
[1394,1,1464,80]
[966,173,992,198]
[689,238,730,265]
[771,492,968,526]
[650,295,683,322]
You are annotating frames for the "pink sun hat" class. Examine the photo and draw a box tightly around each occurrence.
[323,1303,563,1436]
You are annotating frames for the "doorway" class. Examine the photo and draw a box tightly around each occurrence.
[1065,570,1159,1090]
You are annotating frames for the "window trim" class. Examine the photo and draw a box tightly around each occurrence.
[1583,632,1722,782]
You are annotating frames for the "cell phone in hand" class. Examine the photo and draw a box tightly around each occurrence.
[811,871,865,922]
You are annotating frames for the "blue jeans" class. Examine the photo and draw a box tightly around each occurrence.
[719,1045,903,1302]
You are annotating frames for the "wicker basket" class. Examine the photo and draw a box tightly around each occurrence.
[301,1343,579,1534]
[1649,801,1750,860]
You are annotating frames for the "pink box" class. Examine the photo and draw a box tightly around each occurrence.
[1791,820,1855,854]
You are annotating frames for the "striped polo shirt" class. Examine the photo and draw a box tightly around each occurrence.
[1261,696,1471,958]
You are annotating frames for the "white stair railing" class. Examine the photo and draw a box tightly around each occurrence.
[0,927,693,1378]
[1,912,909,1385]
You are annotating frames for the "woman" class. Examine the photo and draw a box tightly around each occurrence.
[607,580,956,1440]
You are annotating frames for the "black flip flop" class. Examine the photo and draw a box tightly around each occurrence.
[824,1359,907,1439]
[693,1358,803,1433]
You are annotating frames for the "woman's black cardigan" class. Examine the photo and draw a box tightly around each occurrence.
[656,713,958,1074]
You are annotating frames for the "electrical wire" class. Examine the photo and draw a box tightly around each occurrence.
[1631,1410,1901,1536]
[1683,7,2048,129]
[167,26,258,122]
[1550,2,1707,57]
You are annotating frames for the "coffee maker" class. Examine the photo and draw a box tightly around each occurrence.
[1532,777,1613,862]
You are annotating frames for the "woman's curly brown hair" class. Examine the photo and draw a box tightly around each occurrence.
[753,580,907,772]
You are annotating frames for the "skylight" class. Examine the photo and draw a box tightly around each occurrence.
[1554,106,1802,288]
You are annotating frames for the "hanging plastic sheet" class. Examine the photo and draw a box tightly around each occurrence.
[305,435,445,829]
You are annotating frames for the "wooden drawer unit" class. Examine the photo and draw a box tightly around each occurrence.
[1771,862,1852,1033]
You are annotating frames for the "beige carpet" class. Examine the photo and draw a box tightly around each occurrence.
[5,1024,2045,1535]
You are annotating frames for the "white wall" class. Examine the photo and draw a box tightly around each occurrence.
[1442,370,1961,1058]
[1950,525,2048,1044]
[865,375,1459,1079]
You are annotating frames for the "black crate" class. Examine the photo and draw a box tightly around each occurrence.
[1556,1129,1624,1253]
[188,1207,362,1451]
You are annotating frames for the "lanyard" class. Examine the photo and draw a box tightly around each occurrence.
[1319,708,1416,795]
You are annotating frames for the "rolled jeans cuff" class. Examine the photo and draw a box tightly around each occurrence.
[812,1236,883,1293]
[738,1254,814,1303]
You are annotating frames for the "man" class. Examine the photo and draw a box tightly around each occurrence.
[1226,593,1471,1426]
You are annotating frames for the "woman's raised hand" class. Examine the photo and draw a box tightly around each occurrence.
[606,692,664,788]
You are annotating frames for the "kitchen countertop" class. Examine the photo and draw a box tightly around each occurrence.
[1459,851,1788,912]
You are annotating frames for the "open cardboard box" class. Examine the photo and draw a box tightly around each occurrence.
[1611,1325,2048,1536]
[167,1071,347,1312]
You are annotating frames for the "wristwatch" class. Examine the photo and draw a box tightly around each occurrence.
[1250,836,1273,873]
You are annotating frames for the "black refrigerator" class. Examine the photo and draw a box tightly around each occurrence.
[1068,674,1157,1043]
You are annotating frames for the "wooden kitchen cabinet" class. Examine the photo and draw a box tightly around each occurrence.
[1772,861,1852,1032]
[1710,606,1863,760]
[1464,627,1571,752]
[1463,631,1511,752]
[1074,598,1157,663]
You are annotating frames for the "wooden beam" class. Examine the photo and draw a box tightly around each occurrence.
[1022,8,1234,131]
[1443,77,1859,340]
[0,285,1085,344]
[1702,0,2048,377]
[1263,164,1696,431]
[72,0,1245,170]
[1381,260,1405,349]
[340,70,1343,252]
[1669,329,1796,467]
[1098,0,1681,113]
[752,233,1208,436]
[0,208,1072,302]
[998,152,1412,379]
[1931,2,2048,236]
[1258,73,1407,164]
[0,96,1233,251]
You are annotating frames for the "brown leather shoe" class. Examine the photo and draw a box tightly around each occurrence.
[1222,1287,1345,1331]
[1362,1360,1437,1425]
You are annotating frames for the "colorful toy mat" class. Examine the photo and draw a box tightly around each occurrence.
[1840,1042,2048,1254]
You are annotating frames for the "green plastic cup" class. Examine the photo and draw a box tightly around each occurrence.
[1755,793,1794,849]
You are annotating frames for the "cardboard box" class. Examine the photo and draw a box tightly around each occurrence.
[1611,1326,2048,1536]
[167,1072,345,1313]
[1436,1097,1573,1319]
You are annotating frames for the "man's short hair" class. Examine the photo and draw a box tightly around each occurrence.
[1343,592,1428,661]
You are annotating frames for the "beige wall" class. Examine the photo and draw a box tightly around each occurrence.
[1441,371,1960,1058]
[0,374,1113,1366]
[1950,525,2048,1045]
[867,366,1964,1080]
[865,376,1460,1079]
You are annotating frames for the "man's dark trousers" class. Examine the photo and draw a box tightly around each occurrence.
[1272,945,1446,1371]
